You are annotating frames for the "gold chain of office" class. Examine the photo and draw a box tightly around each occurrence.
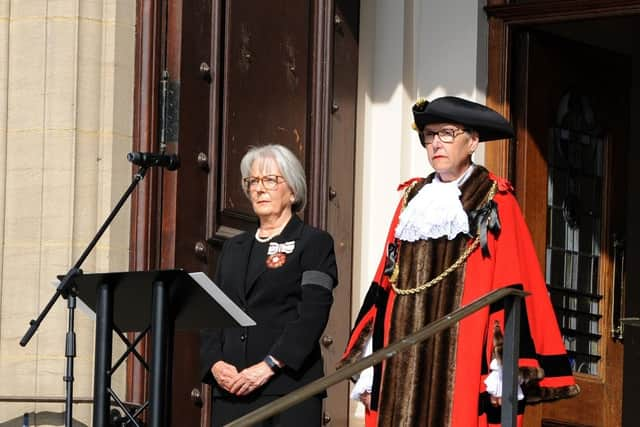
[390,180,498,296]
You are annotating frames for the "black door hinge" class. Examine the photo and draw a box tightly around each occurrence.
[159,70,180,150]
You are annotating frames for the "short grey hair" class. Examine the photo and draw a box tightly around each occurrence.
[240,144,307,212]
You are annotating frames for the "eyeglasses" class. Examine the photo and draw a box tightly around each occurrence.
[243,175,285,191]
[422,127,469,144]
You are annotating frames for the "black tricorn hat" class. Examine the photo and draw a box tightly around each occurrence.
[412,96,514,145]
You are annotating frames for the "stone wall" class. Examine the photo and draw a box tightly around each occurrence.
[0,1,136,425]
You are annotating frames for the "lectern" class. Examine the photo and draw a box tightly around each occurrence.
[70,269,254,427]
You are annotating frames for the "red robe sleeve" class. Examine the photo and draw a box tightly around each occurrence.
[451,180,579,427]
[340,189,405,362]
[339,181,418,427]
[341,177,422,361]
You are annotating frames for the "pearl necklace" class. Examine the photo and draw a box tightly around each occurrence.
[255,224,285,243]
[255,219,289,243]
[254,229,273,243]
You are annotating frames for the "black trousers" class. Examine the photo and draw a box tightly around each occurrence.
[211,394,322,427]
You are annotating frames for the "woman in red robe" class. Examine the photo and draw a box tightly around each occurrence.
[339,97,579,427]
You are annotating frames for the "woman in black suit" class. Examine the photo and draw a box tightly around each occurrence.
[200,144,337,426]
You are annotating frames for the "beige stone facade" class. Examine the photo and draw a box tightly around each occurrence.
[0,1,136,425]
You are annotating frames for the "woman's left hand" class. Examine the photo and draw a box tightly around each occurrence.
[228,361,275,396]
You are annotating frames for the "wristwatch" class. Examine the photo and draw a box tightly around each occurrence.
[263,355,281,373]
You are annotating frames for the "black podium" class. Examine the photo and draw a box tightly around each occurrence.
[70,269,254,427]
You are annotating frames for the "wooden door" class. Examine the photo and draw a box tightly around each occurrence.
[131,1,358,426]
[511,30,629,427]
[322,2,359,425]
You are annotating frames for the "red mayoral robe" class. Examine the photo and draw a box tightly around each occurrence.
[339,166,579,427]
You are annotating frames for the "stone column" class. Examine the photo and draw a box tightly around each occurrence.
[0,1,136,425]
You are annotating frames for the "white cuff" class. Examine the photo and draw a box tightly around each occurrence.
[350,337,373,401]
[484,358,525,401]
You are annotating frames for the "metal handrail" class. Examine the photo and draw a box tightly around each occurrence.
[0,396,94,403]
[226,287,528,427]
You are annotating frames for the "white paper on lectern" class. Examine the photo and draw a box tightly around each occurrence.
[51,279,96,320]
[190,272,256,327]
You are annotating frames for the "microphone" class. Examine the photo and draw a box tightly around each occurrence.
[127,152,180,171]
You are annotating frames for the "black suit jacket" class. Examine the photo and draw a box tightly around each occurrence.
[200,215,337,397]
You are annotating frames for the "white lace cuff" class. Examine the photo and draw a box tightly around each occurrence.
[350,337,373,401]
[484,358,525,400]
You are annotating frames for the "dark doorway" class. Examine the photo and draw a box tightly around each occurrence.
[511,27,629,427]
[486,4,640,425]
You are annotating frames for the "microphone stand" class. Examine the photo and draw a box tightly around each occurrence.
[20,166,150,427]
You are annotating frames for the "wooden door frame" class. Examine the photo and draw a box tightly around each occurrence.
[128,0,166,405]
[484,0,640,179]
[484,1,640,425]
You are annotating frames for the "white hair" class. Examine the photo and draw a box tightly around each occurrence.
[240,144,307,212]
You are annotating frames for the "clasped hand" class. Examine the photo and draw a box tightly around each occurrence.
[211,360,275,396]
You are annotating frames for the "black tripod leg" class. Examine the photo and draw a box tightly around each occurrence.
[64,295,77,427]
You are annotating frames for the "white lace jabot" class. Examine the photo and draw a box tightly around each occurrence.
[394,166,474,242]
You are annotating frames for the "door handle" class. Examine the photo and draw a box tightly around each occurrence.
[191,387,203,407]
[323,412,331,424]
[321,335,334,347]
